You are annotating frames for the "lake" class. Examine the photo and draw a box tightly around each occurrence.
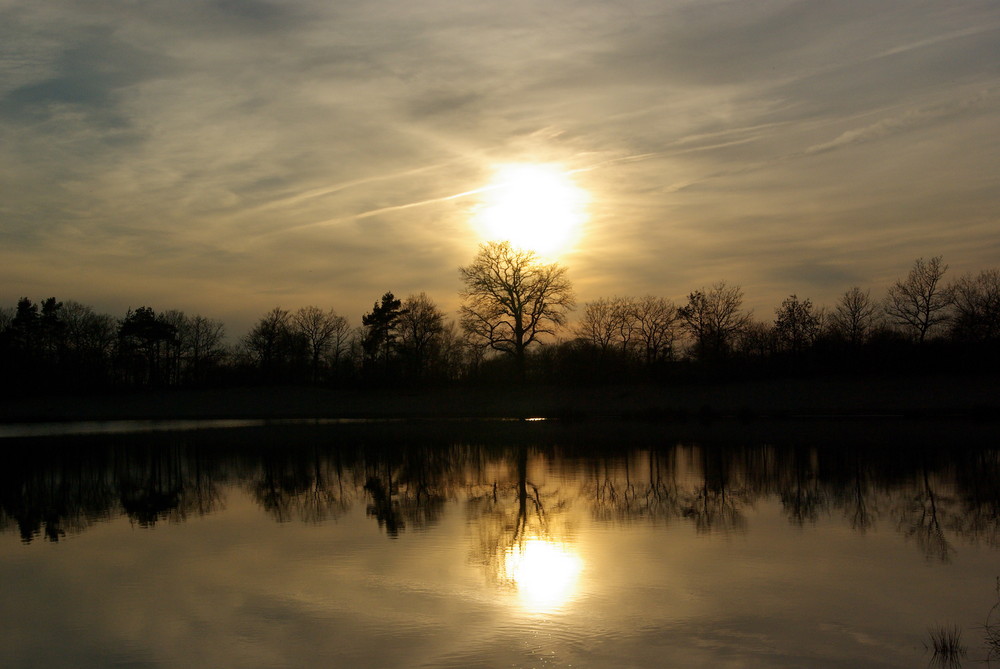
[1,419,998,668]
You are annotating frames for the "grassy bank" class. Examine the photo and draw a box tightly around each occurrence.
[1,373,997,423]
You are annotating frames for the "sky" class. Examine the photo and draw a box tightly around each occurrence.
[2,0,998,336]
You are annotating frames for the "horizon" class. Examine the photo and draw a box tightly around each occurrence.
[0,250,987,344]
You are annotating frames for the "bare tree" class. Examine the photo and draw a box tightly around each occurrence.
[61,301,117,382]
[398,293,445,379]
[160,310,227,385]
[323,316,353,375]
[884,256,952,343]
[949,268,1000,342]
[241,307,301,379]
[459,241,575,379]
[0,306,13,332]
[773,294,820,355]
[829,286,879,346]
[436,321,472,380]
[632,295,680,364]
[293,306,348,382]
[62,301,117,359]
[737,320,775,359]
[678,281,751,359]
[575,296,633,356]
[185,315,227,381]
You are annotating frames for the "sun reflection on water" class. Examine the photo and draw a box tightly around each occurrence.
[503,538,583,613]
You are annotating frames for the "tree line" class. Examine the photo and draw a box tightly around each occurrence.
[564,254,999,381]
[1,244,998,394]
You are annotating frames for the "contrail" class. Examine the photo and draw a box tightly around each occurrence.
[251,161,459,214]
[352,184,501,220]
[263,183,504,237]
[259,140,765,239]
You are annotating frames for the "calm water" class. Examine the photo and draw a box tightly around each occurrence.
[1,420,998,668]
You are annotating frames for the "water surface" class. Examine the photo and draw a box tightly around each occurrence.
[1,421,997,668]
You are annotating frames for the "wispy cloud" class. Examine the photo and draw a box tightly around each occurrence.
[1,0,998,330]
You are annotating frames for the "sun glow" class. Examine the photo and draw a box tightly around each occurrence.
[504,538,584,612]
[474,164,589,257]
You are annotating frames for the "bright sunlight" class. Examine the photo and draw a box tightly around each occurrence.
[474,164,589,257]
[504,537,584,613]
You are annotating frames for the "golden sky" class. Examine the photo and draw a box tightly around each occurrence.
[2,0,998,334]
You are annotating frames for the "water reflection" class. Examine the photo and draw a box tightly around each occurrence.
[3,421,999,669]
[504,537,583,612]
[1,422,999,567]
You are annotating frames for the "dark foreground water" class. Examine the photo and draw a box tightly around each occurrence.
[1,420,998,668]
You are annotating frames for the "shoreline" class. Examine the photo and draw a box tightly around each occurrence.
[1,373,997,424]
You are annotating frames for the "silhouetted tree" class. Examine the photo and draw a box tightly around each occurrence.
[241,307,304,382]
[8,297,40,354]
[434,321,473,381]
[37,297,65,365]
[632,295,680,365]
[118,306,178,386]
[459,241,575,380]
[884,256,952,343]
[181,314,227,384]
[576,296,634,357]
[62,301,116,386]
[0,298,45,390]
[949,268,1000,343]
[829,286,879,347]
[362,292,405,374]
[398,293,445,380]
[292,306,348,383]
[678,282,751,360]
[773,294,820,355]
[737,320,775,359]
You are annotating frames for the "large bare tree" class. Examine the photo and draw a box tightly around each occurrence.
[884,256,951,343]
[459,241,575,378]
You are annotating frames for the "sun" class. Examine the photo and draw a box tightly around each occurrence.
[474,164,589,257]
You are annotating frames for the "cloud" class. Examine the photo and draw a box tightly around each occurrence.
[1,0,998,332]
[805,87,1000,155]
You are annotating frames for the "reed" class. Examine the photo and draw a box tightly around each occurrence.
[927,624,965,668]
[984,577,1000,665]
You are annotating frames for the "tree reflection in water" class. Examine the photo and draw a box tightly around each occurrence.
[362,443,452,537]
[954,450,1000,549]
[586,447,751,534]
[1,423,998,568]
[897,464,957,563]
[249,444,353,524]
[466,445,582,611]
